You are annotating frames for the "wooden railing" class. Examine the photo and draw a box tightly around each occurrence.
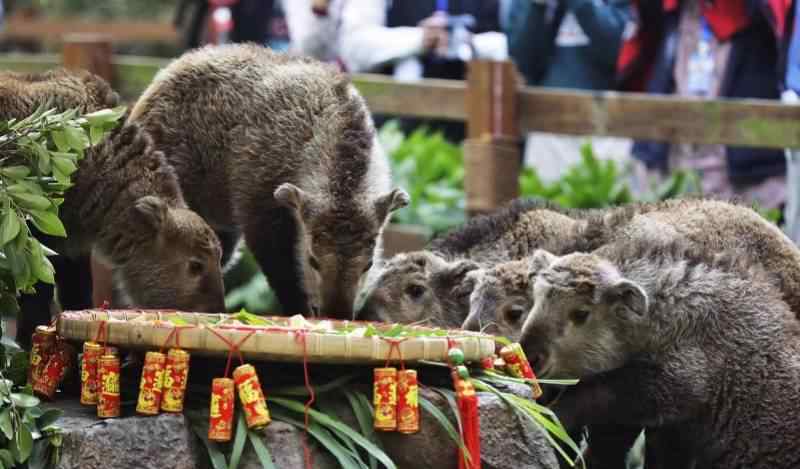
[2,37,800,219]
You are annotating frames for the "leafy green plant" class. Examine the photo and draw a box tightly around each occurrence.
[0,104,126,468]
[379,121,466,233]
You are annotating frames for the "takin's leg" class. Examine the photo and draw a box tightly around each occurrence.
[243,208,311,315]
[584,424,643,469]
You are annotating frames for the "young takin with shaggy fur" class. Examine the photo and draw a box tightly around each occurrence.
[129,44,408,317]
[1,69,225,347]
[0,68,119,121]
[463,198,800,343]
[355,198,589,327]
[521,238,800,468]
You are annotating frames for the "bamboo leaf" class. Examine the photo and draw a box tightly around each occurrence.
[344,391,378,469]
[418,394,469,462]
[228,412,248,469]
[36,409,62,430]
[268,374,356,397]
[187,413,228,469]
[247,430,277,469]
[268,397,396,469]
[50,131,68,152]
[271,408,363,469]
[0,167,30,180]
[83,106,127,127]
[63,125,90,151]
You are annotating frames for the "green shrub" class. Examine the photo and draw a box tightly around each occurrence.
[0,104,126,468]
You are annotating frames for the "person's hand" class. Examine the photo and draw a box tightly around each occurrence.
[419,11,449,56]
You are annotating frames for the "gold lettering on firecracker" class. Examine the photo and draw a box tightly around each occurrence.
[210,394,221,418]
[103,372,119,395]
[239,376,262,404]
[154,369,164,388]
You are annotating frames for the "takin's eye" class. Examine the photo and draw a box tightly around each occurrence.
[362,260,373,274]
[309,254,321,271]
[504,304,526,324]
[405,284,426,301]
[188,259,205,276]
[569,309,591,325]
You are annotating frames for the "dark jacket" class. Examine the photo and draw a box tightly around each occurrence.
[623,0,786,185]
[507,0,633,89]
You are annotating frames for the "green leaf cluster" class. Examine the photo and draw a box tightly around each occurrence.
[0,104,125,317]
[0,104,125,468]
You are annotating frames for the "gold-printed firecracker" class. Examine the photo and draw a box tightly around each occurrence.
[33,341,75,400]
[208,378,235,442]
[161,348,190,413]
[500,343,542,399]
[28,326,57,385]
[80,341,103,405]
[97,353,121,418]
[233,364,271,430]
[136,351,167,415]
[396,369,419,434]
[373,367,397,431]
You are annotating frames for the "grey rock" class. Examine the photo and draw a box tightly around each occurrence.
[53,400,198,469]
[239,421,337,469]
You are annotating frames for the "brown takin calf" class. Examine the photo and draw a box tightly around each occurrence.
[356,198,589,327]
[521,238,800,469]
[0,68,119,121]
[129,44,408,317]
[464,198,800,342]
[1,69,225,345]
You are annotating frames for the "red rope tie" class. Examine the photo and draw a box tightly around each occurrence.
[206,327,256,377]
[94,320,108,353]
[294,330,315,469]
[381,337,409,370]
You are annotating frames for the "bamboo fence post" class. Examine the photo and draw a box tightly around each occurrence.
[463,59,521,218]
[62,33,114,84]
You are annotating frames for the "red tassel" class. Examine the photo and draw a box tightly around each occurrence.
[452,370,481,469]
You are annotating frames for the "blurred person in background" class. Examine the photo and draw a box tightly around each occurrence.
[337,0,510,142]
[174,0,289,50]
[506,0,636,185]
[623,0,790,212]
[283,0,346,66]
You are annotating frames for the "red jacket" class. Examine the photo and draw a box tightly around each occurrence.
[617,0,790,91]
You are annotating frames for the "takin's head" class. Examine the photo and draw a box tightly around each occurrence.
[463,259,533,342]
[274,182,409,317]
[354,251,481,327]
[110,196,226,313]
[520,249,649,380]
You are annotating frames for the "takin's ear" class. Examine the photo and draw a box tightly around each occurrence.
[133,196,168,233]
[274,183,307,213]
[374,188,410,223]
[434,259,481,297]
[606,279,649,317]
[528,250,557,279]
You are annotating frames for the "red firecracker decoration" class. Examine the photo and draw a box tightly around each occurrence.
[396,370,419,434]
[233,364,271,430]
[161,348,190,413]
[136,351,166,415]
[500,343,543,399]
[373,367,397,431]
[80,341,103,405]
[33,340,75,400]
[209,377,236,442]
[97,353,121,418]
[29,326,57,386]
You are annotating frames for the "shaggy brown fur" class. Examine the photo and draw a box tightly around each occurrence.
[58,123,224,312]
[129,44,407,317]
[356,199,586,327]
[465,198,800,345]
[0,68,119,121]
[520,237,800,468]
[2,69,224,347]
[462,259,530,341]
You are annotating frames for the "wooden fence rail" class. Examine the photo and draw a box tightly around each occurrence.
[2,41,800,217]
